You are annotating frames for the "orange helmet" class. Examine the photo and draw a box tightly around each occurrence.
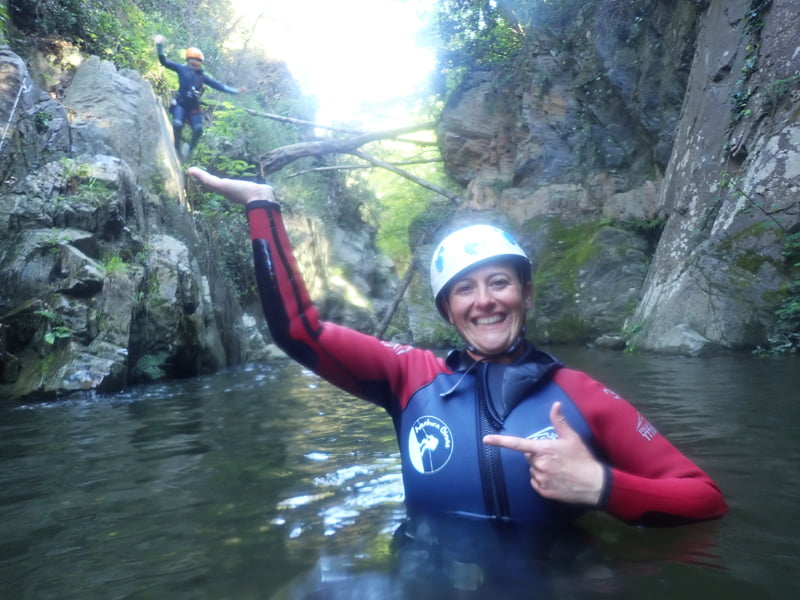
[185,47,204,62]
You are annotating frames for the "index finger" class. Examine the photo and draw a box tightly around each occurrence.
[483,434,538,454]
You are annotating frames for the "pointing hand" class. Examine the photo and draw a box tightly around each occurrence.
[483,401,605,506]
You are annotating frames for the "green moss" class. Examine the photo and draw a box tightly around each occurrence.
[532,220,604,296]
[135,352,169,382]
[525,220,612,342]
[734,249,769,274]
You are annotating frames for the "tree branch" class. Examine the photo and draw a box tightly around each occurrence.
[257,123,436,175]
[374,266,416,338]
[242,108,368,135]
[288,158,443,177]
[349,150,463,204]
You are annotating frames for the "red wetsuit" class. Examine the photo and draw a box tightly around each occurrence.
[245,200,727,526]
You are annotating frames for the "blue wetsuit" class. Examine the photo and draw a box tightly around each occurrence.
[156,42,238,157]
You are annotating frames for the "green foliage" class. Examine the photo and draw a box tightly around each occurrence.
[135,351,168,382]
[9,0,236,76]
[763,75,800,112]
[621,217,664,253]
[754,232,800,355]
[59,157,91,192]
[432,0,524,95]
[34,309,72,345]
[726,0,772,135]
[782,232,800,269]
[44,327,71,345]
[716,171,798,354]
[367,137,453,267]
[743,0,772,35]
[534,221,604,290]
[430,0,608,96]
[103,255,129,277]
[34,111,53,132]
[0,2,9,39]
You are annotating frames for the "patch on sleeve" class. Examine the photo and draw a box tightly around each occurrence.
[381,341,413,355]
[636,413,658,441]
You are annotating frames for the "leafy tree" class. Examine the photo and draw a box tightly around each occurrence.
[8,0,236,72]
[432,0,526,95]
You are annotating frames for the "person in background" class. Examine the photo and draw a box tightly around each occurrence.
[187,167,727,529]
[153,34,245,160]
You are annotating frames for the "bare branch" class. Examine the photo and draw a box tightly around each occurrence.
[258,123,436,175]
[243,108,437,145]
[349,150,464,204]
[242,108,368,135]
[288,158,443,177]
[374,266,416,338]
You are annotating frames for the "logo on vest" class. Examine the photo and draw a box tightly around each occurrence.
[526,426,558,441]
[408,416,453,474]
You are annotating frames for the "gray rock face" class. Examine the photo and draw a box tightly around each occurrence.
[0,45,396,401]
[627,0,800,354]
[432,0,800,354]
[0,50,249,400]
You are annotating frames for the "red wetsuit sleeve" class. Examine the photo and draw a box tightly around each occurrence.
[245,201,446,409]
[554,368,727,525]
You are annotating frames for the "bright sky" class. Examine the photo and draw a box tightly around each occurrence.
[230,0,438,126]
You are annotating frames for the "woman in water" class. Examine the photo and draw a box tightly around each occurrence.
[188,167,727,528]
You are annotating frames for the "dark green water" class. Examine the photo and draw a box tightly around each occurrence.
[1,349,798,599]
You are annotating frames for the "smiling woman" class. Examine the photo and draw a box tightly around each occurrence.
[229,0,437,124]
[186,167,728,530]
[430,224,533,362]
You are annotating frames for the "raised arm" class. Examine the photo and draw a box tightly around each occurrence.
[153,34,182,71]
[187,168,444,407]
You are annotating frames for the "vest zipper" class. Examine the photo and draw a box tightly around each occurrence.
[476,364,511,520]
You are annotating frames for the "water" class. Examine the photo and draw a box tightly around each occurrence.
[1,349,798,599]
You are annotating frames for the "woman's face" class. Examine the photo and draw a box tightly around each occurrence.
[442,260,531,362]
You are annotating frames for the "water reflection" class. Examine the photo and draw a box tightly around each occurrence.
[272,512,766,600]
[1,352,798,599]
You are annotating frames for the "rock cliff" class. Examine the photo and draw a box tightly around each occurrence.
[432,0,799,355]
[0,49,247,399]
[1,0,797,401]
[0,46,393,401]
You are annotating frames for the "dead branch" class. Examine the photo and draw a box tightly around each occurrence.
[374,266,416,339]
[349,150,464,204]
[288,158,443,177]
[258,123,436,175]
[242,108,367,135]
[243,109,437,146]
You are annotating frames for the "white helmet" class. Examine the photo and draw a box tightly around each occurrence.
[430,224,531,319]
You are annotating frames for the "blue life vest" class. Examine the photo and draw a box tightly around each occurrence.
[396,348,596,526]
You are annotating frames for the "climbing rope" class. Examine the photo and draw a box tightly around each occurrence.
[0,78,31,158]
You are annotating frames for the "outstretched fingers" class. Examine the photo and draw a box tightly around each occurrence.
[187,167,274,205]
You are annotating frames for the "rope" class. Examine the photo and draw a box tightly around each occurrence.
[0,78,31,157]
